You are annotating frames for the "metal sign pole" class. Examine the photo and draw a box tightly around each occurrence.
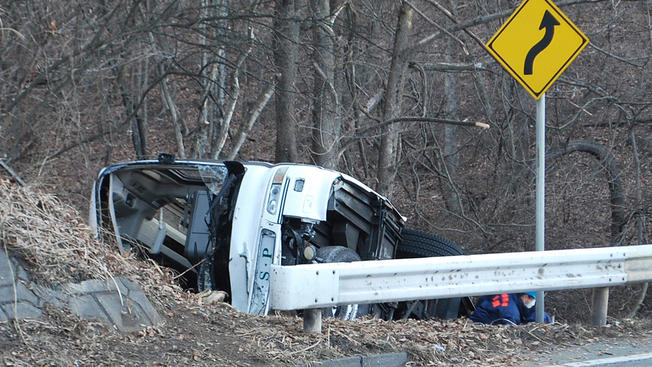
[535,92,546,323]
[483,0,589,325]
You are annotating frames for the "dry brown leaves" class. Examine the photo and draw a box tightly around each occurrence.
[0,179,179,297]
[2,178,651,366]
[223,315,553,366]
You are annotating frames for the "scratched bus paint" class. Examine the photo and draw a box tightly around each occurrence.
[248,229,276,315]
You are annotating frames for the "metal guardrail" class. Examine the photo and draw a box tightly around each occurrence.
[269,245,652,312]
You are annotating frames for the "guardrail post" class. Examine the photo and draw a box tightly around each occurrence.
[303,309,322,333]
[591,287,609,326]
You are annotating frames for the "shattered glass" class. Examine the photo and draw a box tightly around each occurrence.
[198,165,228,195]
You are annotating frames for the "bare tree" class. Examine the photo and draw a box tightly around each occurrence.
[309,0,342,168]
[273,0,303,163]
[376,1,413,197]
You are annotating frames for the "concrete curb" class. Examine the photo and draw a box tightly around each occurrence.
[0,249,162,332]
[302,352,408,367]
[0,250,42,321]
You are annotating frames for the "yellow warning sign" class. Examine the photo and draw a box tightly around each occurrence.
[485,0,589,99]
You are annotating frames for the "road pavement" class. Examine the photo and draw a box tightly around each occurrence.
[521,335,652,366]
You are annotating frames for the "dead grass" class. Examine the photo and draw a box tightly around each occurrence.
[0,178,180,296]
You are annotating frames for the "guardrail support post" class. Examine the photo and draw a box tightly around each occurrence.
[591,287,609,326]
[303,309,322,333]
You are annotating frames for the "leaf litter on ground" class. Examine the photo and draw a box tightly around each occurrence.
[1,179,650,366]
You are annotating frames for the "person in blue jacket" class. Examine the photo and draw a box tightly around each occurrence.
[469,292,552,325]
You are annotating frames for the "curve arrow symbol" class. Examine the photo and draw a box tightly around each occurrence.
[524,10,560,75]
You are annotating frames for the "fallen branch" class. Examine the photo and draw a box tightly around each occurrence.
[0,158,25,186]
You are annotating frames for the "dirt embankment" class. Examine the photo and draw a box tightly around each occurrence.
[1,179,651,366]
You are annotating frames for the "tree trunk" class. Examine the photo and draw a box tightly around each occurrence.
[209,0,228,159]
[195,0,227,159]
[627,123,648,318]
[273,0,302,163]
[227,82,276,160]
[310,0,340,169]
[440,37,462,214]
[158,62,186,159]
[214,25,256,159]
[376,2,413,197]
[116,64,147,159]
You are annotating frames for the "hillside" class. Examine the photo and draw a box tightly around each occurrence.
[1,178,651,366]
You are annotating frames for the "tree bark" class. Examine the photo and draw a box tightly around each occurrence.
[274,0,302,163]
[627,123,647,318]
[376,2,413,197]
[195,0,227,159]
[116,64,147,159]
[310,0,341,169]
[440,36,462,214]
[158,62,186,159]
[227,82,276,160]
[209,0,229,159]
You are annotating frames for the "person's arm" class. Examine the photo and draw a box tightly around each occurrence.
[523,310,536,323]
[523,309,552,324]
[498,304,521,325]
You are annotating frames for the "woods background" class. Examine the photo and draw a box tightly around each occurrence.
[0,0,650,322]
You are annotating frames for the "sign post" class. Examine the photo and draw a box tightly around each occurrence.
[535,93,546,322]
[484,0,588,323]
